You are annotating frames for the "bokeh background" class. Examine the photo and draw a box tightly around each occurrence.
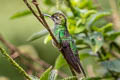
[0,0,58,80]
[0,0,120,80]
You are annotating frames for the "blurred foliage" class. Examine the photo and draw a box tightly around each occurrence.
[10,10,32,19]
[0,0,120,80]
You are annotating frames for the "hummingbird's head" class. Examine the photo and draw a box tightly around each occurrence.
[44,12,67,25]
[51,12,66,25]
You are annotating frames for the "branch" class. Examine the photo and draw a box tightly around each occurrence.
[0,47,32,80]
[0,34,68,78]
[23,0,79,77]
[0,34,16,54]
[23,0,60,48]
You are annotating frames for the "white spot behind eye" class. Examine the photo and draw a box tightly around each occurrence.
[56,16,59,20]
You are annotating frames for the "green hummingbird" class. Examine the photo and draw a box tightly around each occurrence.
[44,12,86,77]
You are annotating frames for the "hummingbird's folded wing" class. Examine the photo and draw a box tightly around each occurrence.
[60,40,82,74]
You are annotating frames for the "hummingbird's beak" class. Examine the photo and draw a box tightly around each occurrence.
[43,14,51,18]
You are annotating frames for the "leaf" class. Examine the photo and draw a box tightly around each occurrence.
[99,23,113,32]
[43,0,55,6]
[102,59,120,73]
[105,31,120,40]
[74,26,85,34]
[79,49,92,60]
[54,54,67,69]
[79,53,90,60]
[86,12,110,31]
[92,23,113,33]
[84,10,97,18]
[10,10,32,19]
[30,75,39,80]
[40,66,52,80]
[61,76,77,80]
[27,29,49,42]
[44,35,52,44]
[48,69,58,80]
[79,9,96,18]
[84,32,104,53]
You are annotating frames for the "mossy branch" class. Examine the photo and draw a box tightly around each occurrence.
[0,47,32,80]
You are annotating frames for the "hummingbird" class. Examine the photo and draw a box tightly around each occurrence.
[44,12,86,77]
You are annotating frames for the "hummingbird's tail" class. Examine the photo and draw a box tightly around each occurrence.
[76,54,86,77]
[60,42,86,76]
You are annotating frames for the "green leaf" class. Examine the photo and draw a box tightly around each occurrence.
[43,0,55,6]
[54,54,67,69]
[86,12,110,31]
[99,23,113,32]
[30,75,39,80]
[48,69,58,80]
[84,10,97,18]
[84,32,104,53]
[10,10,32,19]
[61,76,77,80]
[92,23,113,33]
[79,9,96,18]
[27,29,49,42]
[44,35,52,44]
[74,26,85,34]
[102,59,120,72]
[40,66,52,80]
[79,49,92,60]
[105,31,120,40]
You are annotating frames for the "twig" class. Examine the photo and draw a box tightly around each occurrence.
[0,34,68,78]
[110,42,120,58]
[0,34,16,54]
[23,0,60,48]
[0,47,32,80]
[23,0,77,77]
[23,0,45,27]
[0,34,23,58]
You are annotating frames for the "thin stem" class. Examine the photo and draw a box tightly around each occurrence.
[0,34,68,78]
[23,0,45,27]
[0,34,16,54]
[23,0,60,48]
[0,47,32,80]
[23,0,79,77]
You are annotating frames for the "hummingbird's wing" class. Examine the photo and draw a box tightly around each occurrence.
[70,40,86,77]
[60,40,82,74]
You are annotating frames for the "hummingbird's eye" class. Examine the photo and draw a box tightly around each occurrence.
[55,16,59,20]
